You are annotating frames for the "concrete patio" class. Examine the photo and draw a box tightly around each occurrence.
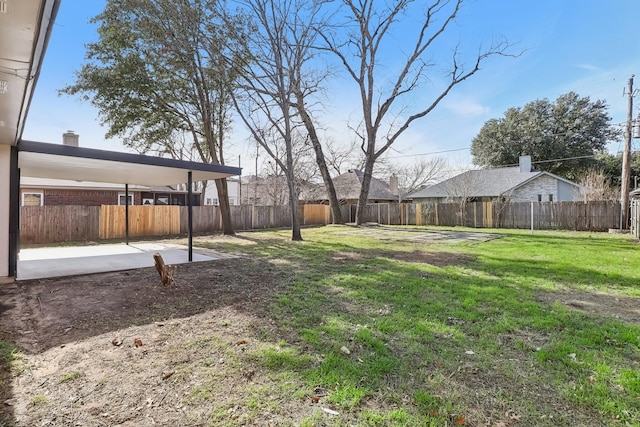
[17,242,218,280]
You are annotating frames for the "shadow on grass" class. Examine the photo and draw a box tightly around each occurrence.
[0,299,17,426]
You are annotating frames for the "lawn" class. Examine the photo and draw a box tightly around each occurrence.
[195,226,640,426]
[2,226,639,426]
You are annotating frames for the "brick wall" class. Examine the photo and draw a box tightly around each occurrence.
[21,189,143,206]
[511,175,558,202]
[44,189,118,206]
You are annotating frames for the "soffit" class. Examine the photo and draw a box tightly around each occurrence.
[0,0,58,146]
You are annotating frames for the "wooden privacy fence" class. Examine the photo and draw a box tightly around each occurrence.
[20,204,296,244]
[100,205,181,239]
[311,203,417,225]
[20,200,623,244]
[416,201,621,231]
[20,206,100,244]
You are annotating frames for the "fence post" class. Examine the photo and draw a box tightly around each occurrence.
[270,206,275,228]
[530,202,534,234]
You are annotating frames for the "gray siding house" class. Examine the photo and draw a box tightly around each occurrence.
[409,156,581,203]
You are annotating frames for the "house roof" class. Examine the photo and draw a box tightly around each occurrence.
[409,167,579,199]
[301,169,396,201]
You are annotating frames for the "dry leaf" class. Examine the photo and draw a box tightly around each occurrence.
[162,371,175,380]
[454,415,466,425]
[430,410,439,417]
[235,339,247,346]
[134,338,143,347]
[311,396,320,403]
[321,407,339,416]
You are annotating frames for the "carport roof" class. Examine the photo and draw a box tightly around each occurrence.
[18,140,241,186]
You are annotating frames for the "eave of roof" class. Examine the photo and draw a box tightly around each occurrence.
[0,0,61,146]
[19,140,242,186]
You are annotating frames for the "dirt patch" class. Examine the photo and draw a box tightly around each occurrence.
[338,226,502,243]
[536,289,640,324]
[1,257,282,354]
[332,250,474,268]
[0,255,307,426]
[7,309,316,427]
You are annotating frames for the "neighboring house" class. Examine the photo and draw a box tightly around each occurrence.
[300,169,399,205]
[241,175,290,206]
[202,178,241,206]
[20,177,201,206]
[409,156,581,203]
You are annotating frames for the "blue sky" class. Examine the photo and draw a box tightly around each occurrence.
[22,0,640,174]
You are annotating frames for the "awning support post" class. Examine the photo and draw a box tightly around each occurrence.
[188,171,193,262]
[9,146,20,278]
[125,184,129,245]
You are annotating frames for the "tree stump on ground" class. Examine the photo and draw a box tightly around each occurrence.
[153,253,176,286]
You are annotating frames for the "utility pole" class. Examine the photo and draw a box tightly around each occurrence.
[621,75,635,229]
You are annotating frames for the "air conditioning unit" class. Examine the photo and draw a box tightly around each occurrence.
[142,198,154,205]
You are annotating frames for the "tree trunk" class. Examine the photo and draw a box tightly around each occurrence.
[355,159,375,225]
[286,171,303,241]
[295,94,343,224]
[215,178,235,235]
[153,253,176,286]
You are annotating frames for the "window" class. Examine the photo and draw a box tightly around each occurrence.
[548,194,553,202]
[229,197,236,205]
[537,194,542,202]
[22,192,43,206]
[211,198,218,205]
[206,198,212,205]
[118,194,134,206]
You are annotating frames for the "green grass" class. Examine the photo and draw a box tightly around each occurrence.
[58,372,81,383]
[193,227,640,426]
[29,395,48,406]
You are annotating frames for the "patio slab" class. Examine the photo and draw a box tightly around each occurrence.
[17,242,217,280]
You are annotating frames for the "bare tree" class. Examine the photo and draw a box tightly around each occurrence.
[260,130,318,206]
[233,0,309,240]
[324,138,359,176]
[386,158,447,202]
[579,168,620,202]
[321,0,515,225]
[443,168,484,226]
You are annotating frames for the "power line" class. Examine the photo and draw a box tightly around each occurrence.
[494,154,599,168]
[386,147,470,159]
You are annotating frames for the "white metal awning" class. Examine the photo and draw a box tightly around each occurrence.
[19,140,241,186]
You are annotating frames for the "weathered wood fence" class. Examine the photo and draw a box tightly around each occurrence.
[416,201,621,231]
[632,199,640,239]
[20,205,295,244]
[20,206,101,244]
[20,200,623,244]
